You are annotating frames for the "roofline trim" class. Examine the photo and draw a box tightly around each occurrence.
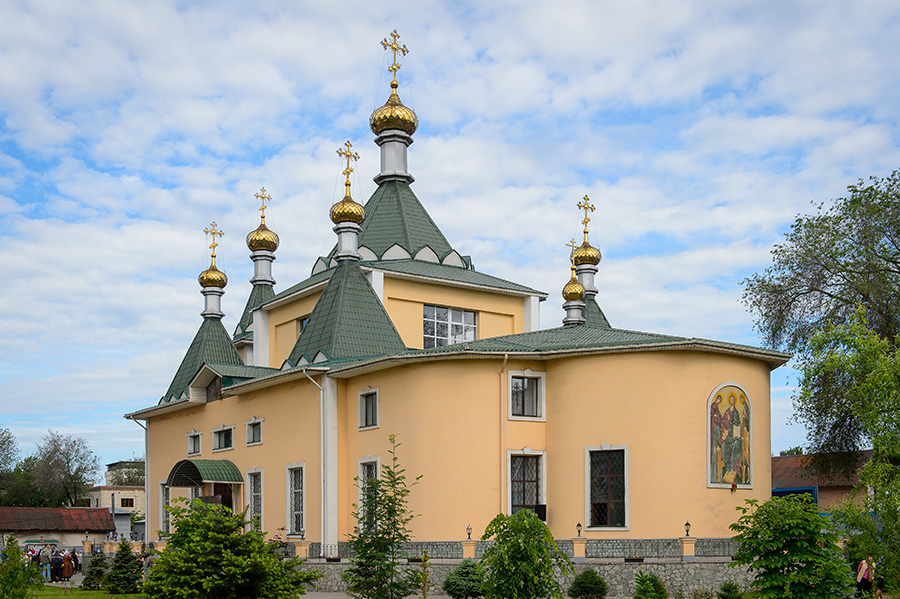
[260,279,329,311]
[364,265,548,299]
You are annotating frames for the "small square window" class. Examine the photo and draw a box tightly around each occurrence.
[247,421,262,445]
[359,390,379,430]
[508,371,546,421]
[187,433,201,455]
[121,497,134,508]
[212,427,234,451]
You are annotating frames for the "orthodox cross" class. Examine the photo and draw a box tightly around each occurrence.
[255,187,272,224]
[337,140,360,198]
[381,29,408,83]
[204,222,224,258]
[578,195,595,231]
[566,238,578,259]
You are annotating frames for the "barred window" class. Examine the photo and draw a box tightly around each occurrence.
[248,472,262,530]
[423,304,476,348]
[589,449,626,527]
[161,484,170,534]
[511,455,541,514]
[289,467,304,536]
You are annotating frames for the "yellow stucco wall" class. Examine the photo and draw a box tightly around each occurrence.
[269,292,321,365]
[382,277,524,348]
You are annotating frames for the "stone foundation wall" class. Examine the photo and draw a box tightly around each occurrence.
[302,558,751,598]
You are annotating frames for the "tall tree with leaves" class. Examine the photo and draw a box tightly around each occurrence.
[479,510,574,599]
[344,434,421,599]
[743,171,900,476]
[0,426,16,473]
[730,495,854,599]
[31,430,100,506]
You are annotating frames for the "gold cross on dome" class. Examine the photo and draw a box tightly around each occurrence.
[578,195,595,230]
[254,187,272,222]
[204,221,224,257]
[566,238,578,258]
[337,140,360,197]
[381,29,409,83]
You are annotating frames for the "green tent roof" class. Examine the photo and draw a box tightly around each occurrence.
[234,283,275,341]
[161,317,244,404]
[166,459,244,487]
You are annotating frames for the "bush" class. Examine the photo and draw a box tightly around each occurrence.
[568,568,608,599]
[442,558,483,599]
[634,570,668,599]
[105,538,143,594]
[479,510,574,599]
[81,550,109,590]
[0,536,42,599]
[716,581,742,599]
[144,498,320,599]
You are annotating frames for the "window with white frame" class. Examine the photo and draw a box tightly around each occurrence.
[246,417,264,446]
[423,304,476,348]
[586,446,627,529]
[508,370,546,420]
[358,458,379,531]
[190,486,202,501]
[187,431,201,455]
[247,470,262,530]
[212,425,234,451]
[510,454,542,514]
[359,389,379,429]
[160,483,170,534]
[286,464,305,536]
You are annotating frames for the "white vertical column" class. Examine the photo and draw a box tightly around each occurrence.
[320,375,338,554]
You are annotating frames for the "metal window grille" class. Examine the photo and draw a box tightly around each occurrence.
[161,485,170,533]
[511,377,540,417]
[590,450,626,527]
[423,304,476,348]
[248,472,262,530]
[289,468,304,535]
[511,455,540,514]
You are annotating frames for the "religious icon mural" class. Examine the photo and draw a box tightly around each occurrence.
[708,384,751,487]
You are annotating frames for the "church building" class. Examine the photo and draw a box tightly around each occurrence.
[126,32,789,556]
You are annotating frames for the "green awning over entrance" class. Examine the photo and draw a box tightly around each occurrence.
[25,539,60,544]
[166,459,243,487]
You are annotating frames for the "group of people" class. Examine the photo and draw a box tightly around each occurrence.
[26,544,81,583]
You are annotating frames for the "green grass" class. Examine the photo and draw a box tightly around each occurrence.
[33,585,146,598]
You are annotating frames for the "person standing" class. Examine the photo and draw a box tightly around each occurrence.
[39,544,52,581]
[857,555,875,596]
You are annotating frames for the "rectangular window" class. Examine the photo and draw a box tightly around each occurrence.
[288,466,304,536]
[248,471,262,531]
[121,497,134,508]
[588,449,627,528]
[359,460,379,531]
[213,426,234,451]
[246,419,263,445]
[187,432,201,455]
[508,370,546,420]
[510,455,541,514]
[160,483,170,534]
[190,486,202,501]
[423,304,476,348]
[359,390,379,429]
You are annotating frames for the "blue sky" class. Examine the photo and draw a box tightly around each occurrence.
[2,0,899,475]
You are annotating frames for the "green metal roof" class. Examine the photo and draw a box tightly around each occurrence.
[161,317,244,404]
[284,262,408,367]
[366,259,544,296]
[583,296,611,328]
[268,268,333,304]
[166,459,243,487]
[233,284,275,341]
[351,180,454,259]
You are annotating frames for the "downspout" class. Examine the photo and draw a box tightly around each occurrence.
[302,369,325,554]
[499,353,509,515]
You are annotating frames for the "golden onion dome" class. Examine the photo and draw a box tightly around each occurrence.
[370,80,418,136]
[572,240,601,266]
[562,265,585,301]
[198,258,228,288]
[330,195,365,225]
[246,222,280,252]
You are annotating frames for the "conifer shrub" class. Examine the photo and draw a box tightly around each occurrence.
[633,570,668,599]
[567,568,608,599]
[716,581,743,599]
[81,550,109,589]
[0,536,42,599]
[442,558,483,599]
[105,538,143,594]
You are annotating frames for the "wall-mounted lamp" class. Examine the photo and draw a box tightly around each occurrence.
[684,521,691,536]
[466,524,472,540]
[576,522,583,537]
[300,528,306,541]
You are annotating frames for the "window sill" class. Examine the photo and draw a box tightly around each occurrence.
[187,451,201,457]
[585,526,630,532]
[358,425,379,431]
[246,441,262,447]
[508,415,546,422]
[212,446,234,453]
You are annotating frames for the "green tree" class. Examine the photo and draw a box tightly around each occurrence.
[344,434,421,599]
[0,426,17,473]
[778,446,803,456]
[478,510,574,599]
[81,550,109,590]
[567,568,608,599]
[442,558,483,599]
[144,498,319,599]
[798,307,900,586]
[0,536,42,599]
[31,430,100,506]
[729,495,854,599]
[633,571,668,599]
[105,538,143,594]
[716,581,743,599]
[742,171,900,477]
